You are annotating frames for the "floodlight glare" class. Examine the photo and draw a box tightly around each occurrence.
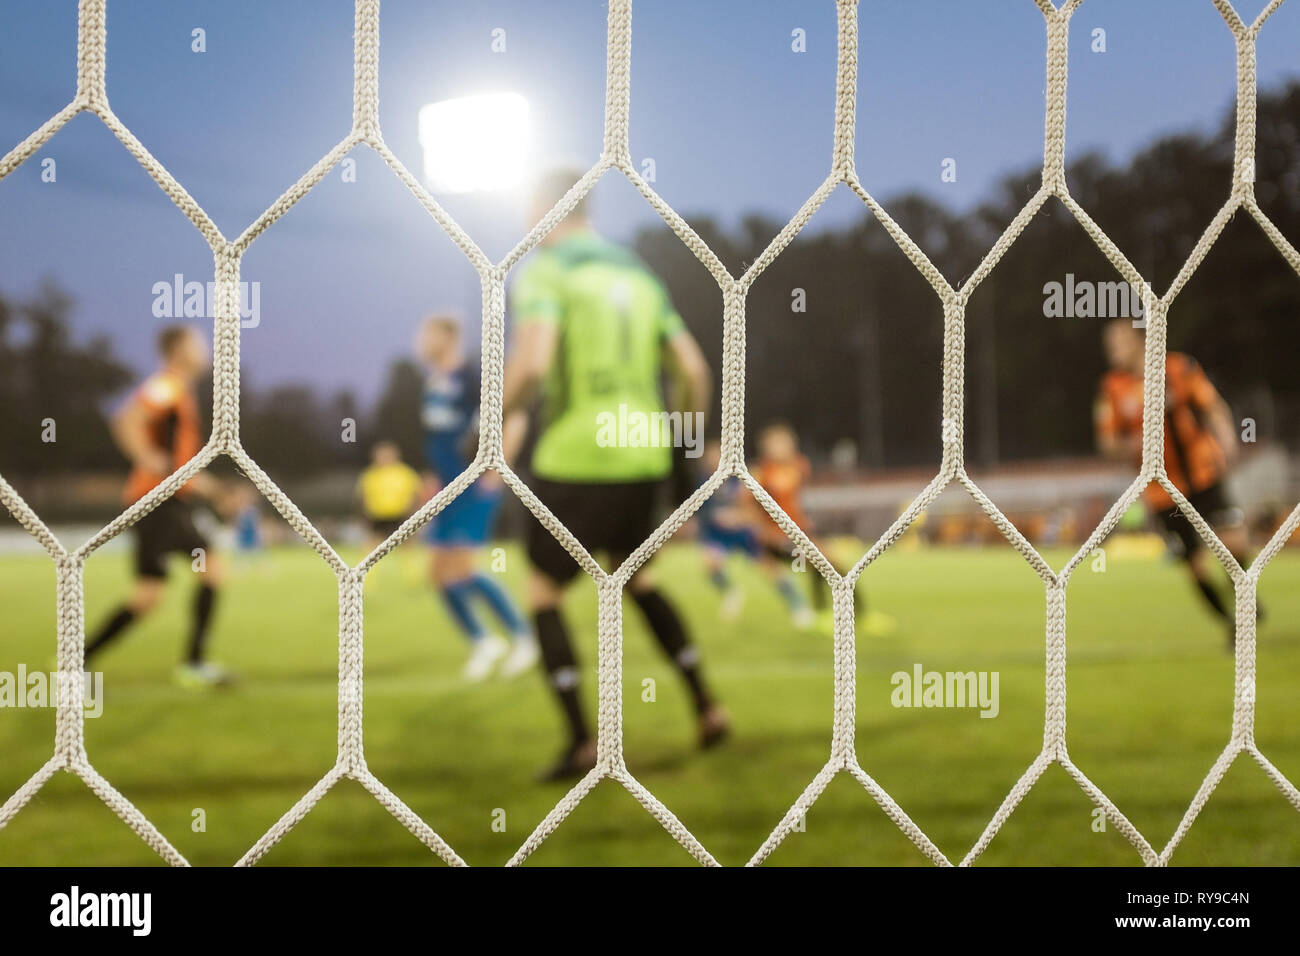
[418,92,531,194]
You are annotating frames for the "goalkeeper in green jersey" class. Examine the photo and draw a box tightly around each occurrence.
[503,169,730,781]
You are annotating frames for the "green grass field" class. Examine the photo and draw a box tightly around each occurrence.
[1,538,1297,866]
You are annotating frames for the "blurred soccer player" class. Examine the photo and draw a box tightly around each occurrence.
[503,169,729,781]
[418,315,535,682]
[230,481,264,561]
[1095,318,1257,647]
[750,423,832,625]
[217,479,265,574]
[749,422,893,636]
[356,440,420,558]
[696,439,811,626]
[84,325,231,687]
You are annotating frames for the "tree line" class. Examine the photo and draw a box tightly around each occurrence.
[2,82,1297,501]
[638,81,1300,469]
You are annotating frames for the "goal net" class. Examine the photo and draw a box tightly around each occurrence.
[1,0,1298,867]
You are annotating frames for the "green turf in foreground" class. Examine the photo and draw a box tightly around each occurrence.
[0,542,1296,866]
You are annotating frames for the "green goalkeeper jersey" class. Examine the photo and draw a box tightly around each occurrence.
[510,230,685,482]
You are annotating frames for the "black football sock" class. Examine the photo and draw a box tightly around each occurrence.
[186,585,218,664]
[85,606,136,661]
[1193,576,1231,622]
[534,608,589,746]
[810,572,832,611]
[631,588,712,714]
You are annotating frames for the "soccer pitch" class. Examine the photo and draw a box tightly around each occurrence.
[0,541,1296,866]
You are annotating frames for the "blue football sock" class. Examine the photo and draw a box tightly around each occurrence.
[440,578,485,642]
[469,572,527,636]
[777,576,808,613]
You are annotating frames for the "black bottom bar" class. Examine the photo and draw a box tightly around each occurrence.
[0,865,1283,941]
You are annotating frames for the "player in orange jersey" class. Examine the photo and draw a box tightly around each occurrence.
[693,439,811,626]
[749,422,890,635]
[1095,318,1257,648]
[84,325,232,687]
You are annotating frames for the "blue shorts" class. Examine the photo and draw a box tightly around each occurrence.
[424,483,502,548]
[700,523,760,559]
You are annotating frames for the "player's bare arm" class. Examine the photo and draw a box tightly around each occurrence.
[1207,394,1239,465]
[1093,396,1138,461]
[111,398,170,476]
[663,329,712,424]
[502,409,529,468]
[502,319,558,416]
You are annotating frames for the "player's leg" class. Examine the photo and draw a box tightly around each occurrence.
[1162,498,1237,650]
[174,509,233,687]
[427,500,493,646]
[85,575,165,660]
[528,568,585,739]
[467,563,531,638]
[528,566,596,780]
[525,481,597,780]
[433,545,487,638]
[186,550,224,664]
[815,536,894,637]
[85,506,173,660]
[462,485,536,675]
[790,540,834,615]
[616,482,728,747]
[1184,547,1233,621]
[1201,484,1265,630]
[432,545,508,681]
[702,538,744,621]
[1216,522,1251,567]
[761,542,814,630]
[626,563,729,747]
[1211,519,1265,649]
[1161,500,1232,617]
[1199,485,1262,646]
[702,540,730,593]
[804,535,867,623]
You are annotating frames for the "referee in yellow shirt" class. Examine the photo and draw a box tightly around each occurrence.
[357,440,421,557]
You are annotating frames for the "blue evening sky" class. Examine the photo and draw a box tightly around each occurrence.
[1,0,1296,401]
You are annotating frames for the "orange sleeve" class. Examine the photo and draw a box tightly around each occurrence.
[746,466,770,516]
[1093,378,1118,439]
[1182,358,1220,411]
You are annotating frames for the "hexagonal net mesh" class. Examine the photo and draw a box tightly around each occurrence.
[2,0,1299,867]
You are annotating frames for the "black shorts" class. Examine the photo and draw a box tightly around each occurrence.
[762,540,796,562]
[133,497,209,579]
[526,478,660,585]
[367,517,405,539]
[1156,482,1243,558]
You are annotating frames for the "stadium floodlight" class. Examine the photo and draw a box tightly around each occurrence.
[418,92,531,194]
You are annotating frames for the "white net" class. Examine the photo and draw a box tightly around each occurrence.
[2,0,1299,867]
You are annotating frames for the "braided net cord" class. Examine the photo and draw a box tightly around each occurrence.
[2,0,1299,867]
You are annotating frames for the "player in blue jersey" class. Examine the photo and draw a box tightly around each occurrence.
[418,314,536,682]
[223,480,265,571]
[696,440,813,627]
